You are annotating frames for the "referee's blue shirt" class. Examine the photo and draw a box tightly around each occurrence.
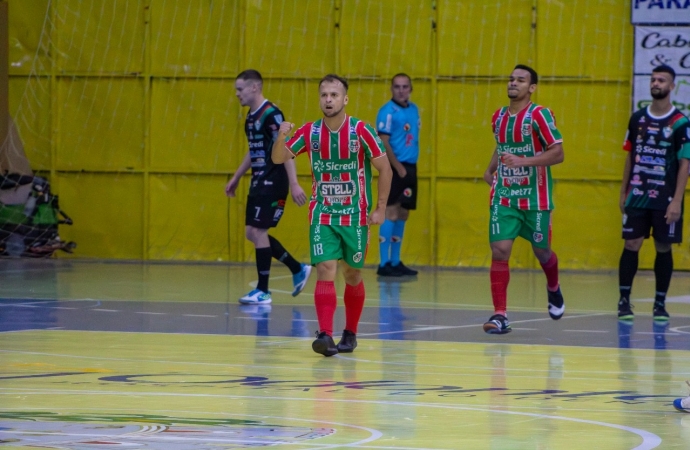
[376,99,420,164]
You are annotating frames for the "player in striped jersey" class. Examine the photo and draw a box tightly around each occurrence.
[226,70,311,306]
[272,74,393,356]
[617,65,690,321]
[482,65,565,335]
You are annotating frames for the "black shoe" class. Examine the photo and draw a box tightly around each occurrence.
[336,329,358,353]
[617,297,634,320]
[483,314,511,334]
[653,301,669,321]
[547,286,565,320]
[377,262,402,277]
[312,331,338,357]
[392,261,418,276]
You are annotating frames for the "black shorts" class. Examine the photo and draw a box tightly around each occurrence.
[622,207,683,243]
[387,162,417,210]
[245,195,286,229]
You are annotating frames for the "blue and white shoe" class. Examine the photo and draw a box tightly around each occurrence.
[292,264,312,297]
[674,381,690,413]
[239,289,272,305]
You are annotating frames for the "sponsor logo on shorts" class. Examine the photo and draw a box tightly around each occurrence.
[353,252,362,263]
[533,232,543,243]
[403,188,413,197]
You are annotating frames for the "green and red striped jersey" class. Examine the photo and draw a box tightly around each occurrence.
[286,115,386,226]
[490,102,563,211]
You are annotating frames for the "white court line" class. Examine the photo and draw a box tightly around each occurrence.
[358,313,608,337]
[636,295,690,304]
[0,390,661,449]
[182,314,218,318]
[563,330,609,333]
[135,312,166,315]
[92,309,119,312]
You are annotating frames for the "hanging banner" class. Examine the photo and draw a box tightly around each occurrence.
[633,26,690,114]
[631,0,690,25]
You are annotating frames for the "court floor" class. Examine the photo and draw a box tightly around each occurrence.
[1,259,690,449]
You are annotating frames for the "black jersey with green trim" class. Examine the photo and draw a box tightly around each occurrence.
[622,106,690,210]
[245,100,289,197]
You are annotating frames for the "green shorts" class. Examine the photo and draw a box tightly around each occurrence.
[489,204,552,249]
[310,223,369,268]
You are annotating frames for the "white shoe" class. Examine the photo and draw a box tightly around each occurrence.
[239,289,272,305]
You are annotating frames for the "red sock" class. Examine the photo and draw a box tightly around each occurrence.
[490,260,510,316]
[314,281,337,336]
[344,281,365,333]
[540,252,559,292]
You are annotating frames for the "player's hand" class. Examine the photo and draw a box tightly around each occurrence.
[665,199,681,224]
[394,162,407,178]
[501,153,524,168]
[290,183,307,207]
[278,121,294,138]
[225,178,239,197]
[368,205,386,225]
[483,170,495,186]
[619,192,626,215]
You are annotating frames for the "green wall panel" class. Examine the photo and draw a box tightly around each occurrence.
[57,173,144,259]
[438,0,533,76]
[150,0,240,76]
[57,77,144,170]
[55,0,144,73]
[340,0,432,78]
[245,0,335,77]
[148,174,230,260]
[150,78,238,172]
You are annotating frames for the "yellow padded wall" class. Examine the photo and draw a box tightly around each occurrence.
[58,173,144,259]
[537,0,632,80]
[57,78,144,170]
[150,0,240,76]
[148,174,230,260]
[244,0,335,78]
[7,0,50,75]
[340,0,433,77]
[437,0,533,76]
[150,79,239,172]
[436,80,507,178]
[9,77,50,170]
[55,0,144,73]
[537,82,631,180]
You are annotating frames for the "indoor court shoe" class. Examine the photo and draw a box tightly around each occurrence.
[483,314,512,334]
[336,329,358,353]
[312,331,338,357]
[239,289,272,305]
[653,301,670,321]
[392,261,418,276]
[377,262,401,277]
[673,382,690,413]
[617,297,634,320]
[292,264,312,297]
[547,286,565,320]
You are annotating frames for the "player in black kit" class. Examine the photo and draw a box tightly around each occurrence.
[226,70,312,305]
[617,65,690,321]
